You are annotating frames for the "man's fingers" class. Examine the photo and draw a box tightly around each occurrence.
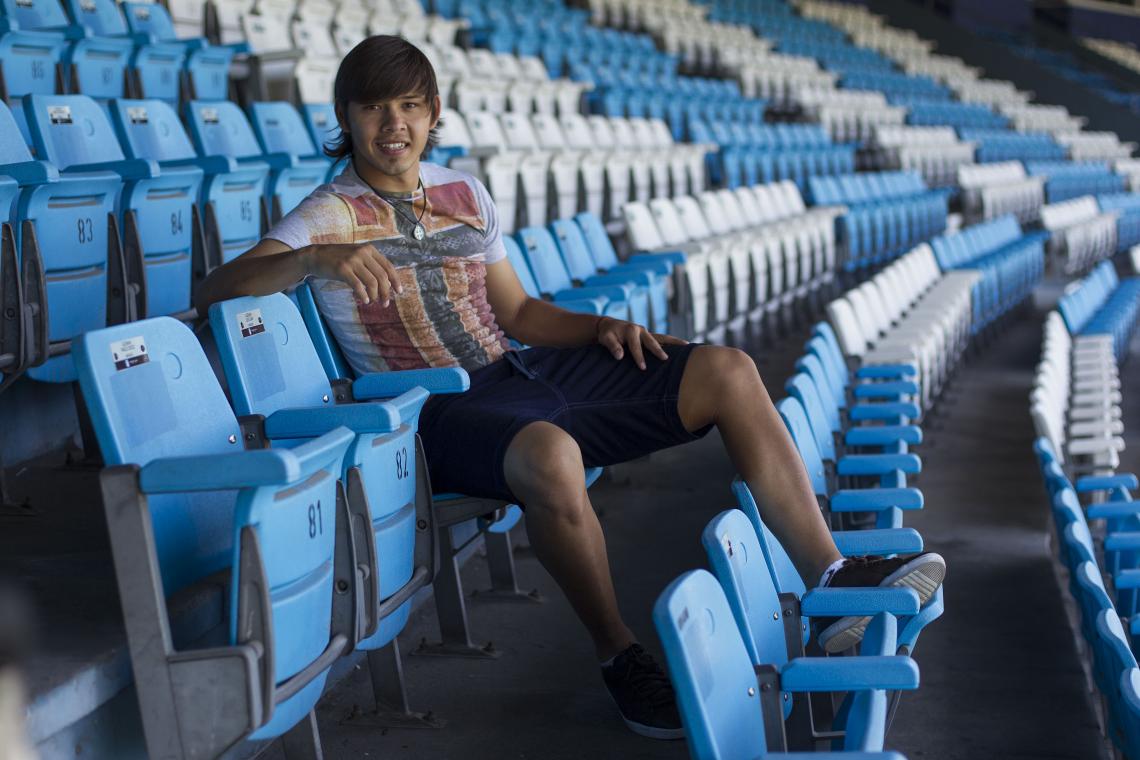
[360,256,394,307]
[642,331,669,362]
[371,250,404,295]
[626,327,647,369]
[599,331,624,360]
[654,333,689,346]
[355,264,381,305]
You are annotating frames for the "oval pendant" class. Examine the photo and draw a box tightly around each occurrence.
[413,224,425,241]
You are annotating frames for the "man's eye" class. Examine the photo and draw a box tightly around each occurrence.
[404,102,418,109]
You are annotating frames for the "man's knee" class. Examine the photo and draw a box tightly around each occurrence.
[504,422,588,518]
[679,346,766,427]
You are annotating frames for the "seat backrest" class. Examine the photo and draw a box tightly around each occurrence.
[652,569,768,760]
[786,372,837,462]
[575,211,622,269]
[517,226,574,296]
[208,293,335,416]
[64,0,129,35]
[550,218,599,282]
[774,397,827,499]
[671,196,713,241]
[0,0,68,29]
[0,101,36,165]
[109,98,198,162]
[620,202,666,251]
[121,1,180,41]
[504,235,541,298]
[730,479,807,597]
[464,111,509,151]
[24,94,125,168]
[302,104,341,155]
[702,509,790,669]
[73,317,243,593]
[184,100,262,159]
[826,298,869,358]
[248,102,318,158]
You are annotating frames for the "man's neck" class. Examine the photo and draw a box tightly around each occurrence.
[353,157,421,195]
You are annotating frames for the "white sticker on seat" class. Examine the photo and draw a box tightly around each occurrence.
[111,336,149,370]
[48,106,72,125]
[237,308,265,338]
[127,106,148,125]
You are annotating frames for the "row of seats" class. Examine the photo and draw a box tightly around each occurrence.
[1040,196,1119,276]
[957,130,1066,164]
[867,125,976,190]
[0,0,231,128]
[929,215,1046,333]
[1026,161,1130,204]
[956,161,1045,225]
[1058,260,1140,362]
[1032,311,1125,474]
[622,180,842,342]
[826,243,976,411]
[807,171,949,271]
[435,108,708,230]
[1034,440,1140,759]
[1098,193,1140,254]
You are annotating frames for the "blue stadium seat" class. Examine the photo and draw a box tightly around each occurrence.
[0,5,70,140]
[0,97,124,382]
[74,315,355,756]
[119,1,233,101]
[653,567,913,760]
[504,234,606,316]
[247,101,335,184]
[702,508,921,749]
[300,103,341,157]
[183,99,325,221]
[110,98,267,267]
[26,94,202,320]
[209,293,450,723]
[515,225,642,322]
[549,217,665,331]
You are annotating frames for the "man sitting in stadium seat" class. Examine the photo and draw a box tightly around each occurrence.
[196,35,946,740]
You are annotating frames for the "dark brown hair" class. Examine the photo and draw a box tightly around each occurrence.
[326,35,443,160]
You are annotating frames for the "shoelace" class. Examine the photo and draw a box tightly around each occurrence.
[612,646,675,708]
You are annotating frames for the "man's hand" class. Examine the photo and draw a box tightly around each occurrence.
[596,316,688,370]
[303,243,403,306]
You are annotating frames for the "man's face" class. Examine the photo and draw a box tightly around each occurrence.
[342,91,440,191]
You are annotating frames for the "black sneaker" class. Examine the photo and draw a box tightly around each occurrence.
[815,553,946,654]
[601,643,684,740]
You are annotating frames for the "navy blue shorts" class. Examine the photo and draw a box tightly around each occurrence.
[418,343,712,505]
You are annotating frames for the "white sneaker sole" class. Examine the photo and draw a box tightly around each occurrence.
[817,553,946,654]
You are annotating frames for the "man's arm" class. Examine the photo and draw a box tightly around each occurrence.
[485,259,683,369]
[194,240,403,315]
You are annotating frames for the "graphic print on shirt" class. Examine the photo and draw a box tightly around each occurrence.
[265,162,510,374]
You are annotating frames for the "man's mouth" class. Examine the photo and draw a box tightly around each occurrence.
[377,141,409,156]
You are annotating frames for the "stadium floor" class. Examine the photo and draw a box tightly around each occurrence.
[252,302,1119,760]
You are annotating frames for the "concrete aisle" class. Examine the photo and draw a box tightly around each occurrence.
[260,312,1110,759]
[888,310,1109,760]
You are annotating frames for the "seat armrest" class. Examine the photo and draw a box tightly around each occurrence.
[830,488,924,512]
[64,158,160,181]
[555,297,606,315]
[555,284,632,302]
[352,367,470,399]
[166,155,240,174]
[852,380,918,398]
[583,272,647,289]
[779,655,920,692]
[855,363,917,379]
[848,401,920,422]
[1077,473,1138,494]
[264,402,400,438]
[800,587,921,617]
[251,152,299,170]
[836,453,922,476]
[845,425,922,447]
[1105,532,1140,552]
[832,528,923,556]
[139,427,353,492]
[0,160,59,185]
[592,269,656,287]
[1088,500,1140,520]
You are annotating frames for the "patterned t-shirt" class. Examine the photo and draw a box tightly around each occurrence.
[265,162,510,374]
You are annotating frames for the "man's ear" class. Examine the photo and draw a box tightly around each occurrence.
[430,94,442,127]
[334,102,348,134]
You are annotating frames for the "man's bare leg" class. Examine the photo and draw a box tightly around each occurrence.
[676,345,843,587]
[503,421,635,661]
